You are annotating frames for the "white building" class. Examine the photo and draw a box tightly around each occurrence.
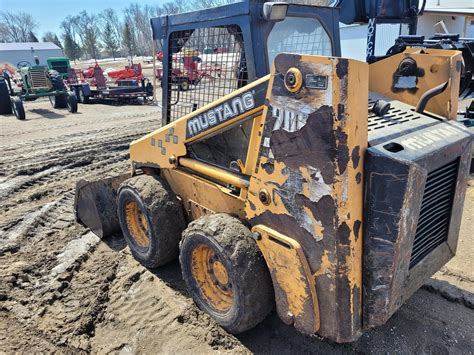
[418,0,474,38]
[0,42,63,67]
[339,0,474,61]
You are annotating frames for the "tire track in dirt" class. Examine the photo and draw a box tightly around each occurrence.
[0,118,157,173]
[0,105,182,352]
[91,253,246,353]
[0,110,159,142]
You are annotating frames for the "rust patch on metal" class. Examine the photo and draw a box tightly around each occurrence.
[262,161,275,174]
[248,200,256,211]
[336,58,348,79]
[356,172,362,184]
[353,220,361,241]
[351,146,361,169]
[270,105,336,185]
[337,103,345,121]
[337,222,351,245]
[335,127,349,175]
[296,194,336,240]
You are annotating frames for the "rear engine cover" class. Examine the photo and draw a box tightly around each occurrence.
[363,97,472,328]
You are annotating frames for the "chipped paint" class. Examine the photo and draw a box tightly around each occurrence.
[253,225,320,334]
[245,54,368,342]
[301,166,332,203]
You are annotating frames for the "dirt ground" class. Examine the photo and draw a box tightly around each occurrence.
[0,98,473,353]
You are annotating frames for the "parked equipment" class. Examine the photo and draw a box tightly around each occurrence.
[0,58,78,120]
[74,0,472,344]
[47,57,153,104]
[155,49,223,92]
[107,63,145,83]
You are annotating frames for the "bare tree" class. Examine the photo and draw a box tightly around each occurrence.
[122,22,136,60]
[99,8,122,45]
[193,0,235,9]
[102,22,119,60]
[42,32,63,48]
[0,11,38,42]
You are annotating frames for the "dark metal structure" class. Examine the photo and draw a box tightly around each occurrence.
[381,34,474,98]
[151,1,341,124]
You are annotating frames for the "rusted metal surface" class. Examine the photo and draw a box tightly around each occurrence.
[245,54,368,342]
[253,225,319,334]
[363,119,472,328]
[74,174,130,238]
[369,48,462,120]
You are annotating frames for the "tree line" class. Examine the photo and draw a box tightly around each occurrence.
[0,0,234,61]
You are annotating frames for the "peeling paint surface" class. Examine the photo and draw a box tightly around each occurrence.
[245,54,368,342]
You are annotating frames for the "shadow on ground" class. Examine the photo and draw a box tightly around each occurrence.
[29,109,65,119]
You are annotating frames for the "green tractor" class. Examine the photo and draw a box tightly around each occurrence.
[46,57,71,80]
[0,57,78,120]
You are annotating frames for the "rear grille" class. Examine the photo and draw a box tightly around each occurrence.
[29,69,50,89]
[409,159,459,268]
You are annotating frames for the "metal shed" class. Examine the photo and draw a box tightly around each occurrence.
[0,42,63,67]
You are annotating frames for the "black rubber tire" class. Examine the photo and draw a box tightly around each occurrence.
[117,174,186,268]
[49,93,67,109]
[0,78,12,114]
[76,87,90,104]
[66,91,78,113]
[49,70,67,108]
[179,213,274,334]
[11,97,25,120]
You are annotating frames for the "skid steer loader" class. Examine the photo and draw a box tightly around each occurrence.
[74,0,472,343]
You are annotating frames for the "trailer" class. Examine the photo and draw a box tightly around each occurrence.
[47,57,154,104]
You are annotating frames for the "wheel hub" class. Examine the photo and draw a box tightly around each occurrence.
[191,245,233,313]
[124,200,150,248]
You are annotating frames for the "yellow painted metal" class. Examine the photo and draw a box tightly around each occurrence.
[243,112,266,177]
[191,244,234,313]
[244,55,368,341]
[285,67,303,92]
[127,52,373,340]
[161,169,246,220]
[129,75,269,170]
[187,199,213,220]
[253,225,320,333]
[179,157,250,188]
[369,48,462,119]
[124,200,150,248]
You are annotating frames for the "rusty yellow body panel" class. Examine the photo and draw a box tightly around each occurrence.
[124,52,470,342]
[161,169,246,220]
[128,53,369,342]
[369,48,462,119]
[129,75,269,170]
[252,225,320,334]
[245,54,368,342]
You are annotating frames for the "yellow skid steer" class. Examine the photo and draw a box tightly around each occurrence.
[75,1,472,343]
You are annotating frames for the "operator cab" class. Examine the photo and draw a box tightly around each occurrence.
[151,0,340,124]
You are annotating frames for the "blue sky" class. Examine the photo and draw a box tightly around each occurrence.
[0,0,168,38]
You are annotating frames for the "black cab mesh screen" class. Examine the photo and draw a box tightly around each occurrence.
[166,26,247,122]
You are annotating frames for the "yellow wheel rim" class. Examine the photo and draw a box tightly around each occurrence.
[191,245,233,313]
[124,200,150,248]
